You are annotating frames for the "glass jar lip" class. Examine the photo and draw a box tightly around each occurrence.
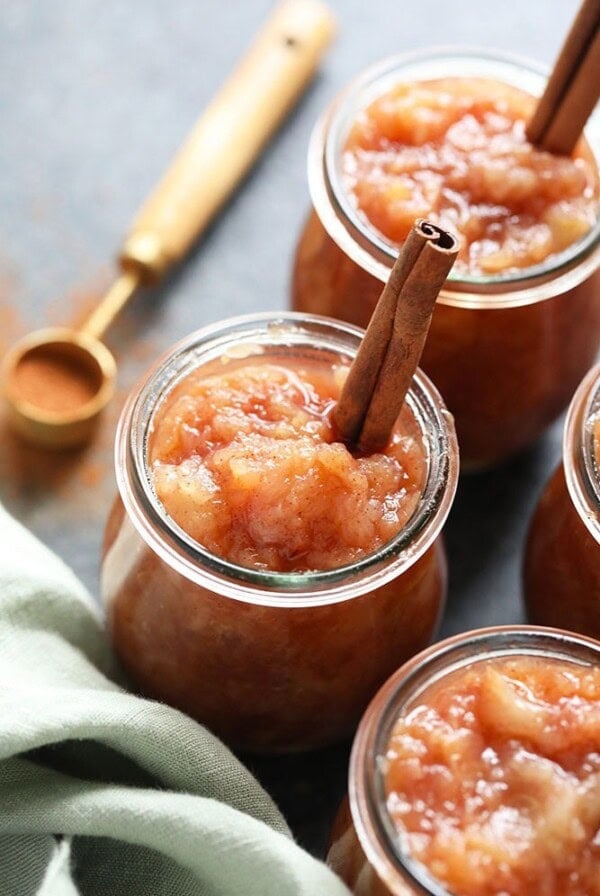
[115,311,458,608]
[564,360,600,544]
[309,45,600,310]
[348,624,600,896]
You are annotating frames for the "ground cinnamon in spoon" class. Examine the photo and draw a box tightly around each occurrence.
[10,345,101,414]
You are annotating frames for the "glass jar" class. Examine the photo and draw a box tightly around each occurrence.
[524,362,600,637]
[292,48,600,470]
[326,625,600,895]
[101,312,458,754]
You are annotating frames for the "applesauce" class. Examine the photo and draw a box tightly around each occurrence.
[292,49,600,468]
[383,657,600,896]
[102,314,458,753]
[327,627,600,896]
[524,363,600,637]
[150,358,425,572]
[343,77,597,276]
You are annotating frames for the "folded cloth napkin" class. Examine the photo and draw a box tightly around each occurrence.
[0,504,350,896]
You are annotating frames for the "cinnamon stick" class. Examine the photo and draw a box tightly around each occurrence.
[333,220,458,454]
[526,0,600,154]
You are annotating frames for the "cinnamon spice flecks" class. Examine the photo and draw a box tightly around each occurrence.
[0,266,160,509]
[10,345,101,415]
[526,0,600,154]
[333,219,458,454]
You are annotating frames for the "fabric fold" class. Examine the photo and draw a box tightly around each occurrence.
[0,504,350,896]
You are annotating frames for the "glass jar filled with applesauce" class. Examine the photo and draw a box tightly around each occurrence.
[101,312,458,754]
[327,626,600,896]
[292,48,600,470]
[524,362,600,637]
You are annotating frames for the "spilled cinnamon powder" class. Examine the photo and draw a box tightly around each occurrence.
[0,271,160,511]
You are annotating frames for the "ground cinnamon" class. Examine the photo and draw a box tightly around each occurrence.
[0,267,163,515]
[526,0,600,154]
[333,219,458,454]
[9,345,101,415]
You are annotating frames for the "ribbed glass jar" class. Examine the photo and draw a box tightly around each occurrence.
[101,312,458,754]
[524,361,600,637]
[292,48,600,469]
[327,626,600,894]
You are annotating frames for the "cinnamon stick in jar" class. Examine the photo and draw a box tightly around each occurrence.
[526,0,600,155]
[333,219,458,455]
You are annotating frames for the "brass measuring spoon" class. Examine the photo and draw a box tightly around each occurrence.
[2,0,335,448]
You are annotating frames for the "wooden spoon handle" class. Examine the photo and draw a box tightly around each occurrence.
[120,0,336,282]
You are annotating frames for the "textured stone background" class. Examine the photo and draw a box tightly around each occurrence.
[0,0,584,855]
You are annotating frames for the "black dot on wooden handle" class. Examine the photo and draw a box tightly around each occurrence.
[284,35,299,48]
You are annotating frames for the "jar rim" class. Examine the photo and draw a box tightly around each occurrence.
[348,625,600,896]
[309,46,600,310]
[115,311,458,608]
[563,360,600,544]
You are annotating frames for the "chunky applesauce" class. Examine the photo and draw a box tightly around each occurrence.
[343,77,598,276]
[150,357,426,571]
[382,656,600,896]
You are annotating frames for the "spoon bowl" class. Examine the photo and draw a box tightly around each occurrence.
[2,327,117,449]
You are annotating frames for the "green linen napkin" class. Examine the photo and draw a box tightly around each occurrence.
[0,504,351,896]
